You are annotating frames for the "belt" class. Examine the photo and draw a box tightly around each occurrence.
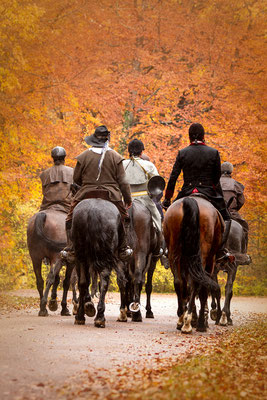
[131,190,148,197]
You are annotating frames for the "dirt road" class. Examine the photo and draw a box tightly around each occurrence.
[0,291,266,399]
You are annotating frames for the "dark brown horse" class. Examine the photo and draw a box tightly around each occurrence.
[72,198,126,327]
[163,195,223,333]
[210,219,252,326]
[117,201,160,323]
[27,210,76,316]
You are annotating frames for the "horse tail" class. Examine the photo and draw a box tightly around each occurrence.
[181,197,219,290]
[34,212,66,252]
[75,208,117,274]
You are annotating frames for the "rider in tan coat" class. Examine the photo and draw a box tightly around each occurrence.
[40,147,73,213]
[220,162,249,252]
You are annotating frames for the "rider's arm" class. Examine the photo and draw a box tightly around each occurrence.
[117,160,132,207]
[73,161,83,187]
[213,150,222,185]
[164,151,182,200]
[235,181,245,210]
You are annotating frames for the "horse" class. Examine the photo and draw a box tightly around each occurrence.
[27,210,76,316]
[163,195,223,333]
[72,198,126,328]
[210,219,252,326]
[117,200,160,323]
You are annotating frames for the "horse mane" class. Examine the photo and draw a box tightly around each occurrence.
[34,212,66,252]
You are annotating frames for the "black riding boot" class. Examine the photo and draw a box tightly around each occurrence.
[60,220,75,263]
[118,220,133,261]
[216,219,232,261]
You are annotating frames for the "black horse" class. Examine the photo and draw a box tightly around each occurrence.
[72,198,126,328]
[117,201,160,323]
[27,210,76,316]
[210,219,252,325]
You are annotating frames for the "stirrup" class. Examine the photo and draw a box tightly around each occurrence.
[60,249,75,263]
[152,248,164,258]
[118,246,133,261]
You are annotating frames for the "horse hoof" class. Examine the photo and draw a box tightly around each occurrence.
[219,312,228,326]
[132,312,142,322]
[38,309,48,317]
[74,318,85,325]
[61,308,71,316]
[181,328,192,334]
[176,323,183,330]
[94,319,105,328]
[146,311,154,319]
[126,310,132,318]
[117,309,127,322]
[210,309,217,321]
[72,302,78,315]
[48,299,58,312]
[227,319,233,326]
[84,301,96,317]
[196,326,207,332]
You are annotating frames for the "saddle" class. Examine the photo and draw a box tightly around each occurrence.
[189,193,225,231]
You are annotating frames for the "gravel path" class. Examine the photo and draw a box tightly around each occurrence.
[0,291,266,399]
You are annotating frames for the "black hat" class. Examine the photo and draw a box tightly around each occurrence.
[147,175,166,197]
[85,125,110,148]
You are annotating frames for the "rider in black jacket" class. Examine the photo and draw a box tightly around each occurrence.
[162,123,231,257]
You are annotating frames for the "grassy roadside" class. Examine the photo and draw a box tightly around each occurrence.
[106,318,266,400]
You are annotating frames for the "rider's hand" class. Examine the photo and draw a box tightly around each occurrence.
[126,201,132,209]
[162,198,171,210]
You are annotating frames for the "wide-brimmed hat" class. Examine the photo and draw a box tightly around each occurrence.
[85,125,110,148]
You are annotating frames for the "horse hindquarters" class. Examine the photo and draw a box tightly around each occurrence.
[181,198,219,332]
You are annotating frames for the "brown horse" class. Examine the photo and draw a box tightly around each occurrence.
[117,201,160,323]
[210,219,252,326]
[27,210,76,316]
[163,195,223,333]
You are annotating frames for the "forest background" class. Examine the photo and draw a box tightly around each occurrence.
[0,0,266,295]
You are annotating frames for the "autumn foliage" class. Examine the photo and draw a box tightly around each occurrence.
[0,0,266,291]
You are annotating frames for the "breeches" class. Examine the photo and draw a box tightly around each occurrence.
[133,196,162,232]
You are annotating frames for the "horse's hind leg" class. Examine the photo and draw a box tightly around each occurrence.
[220,263,237,326]
[70,268,78,315]
[40,259,61,316]
[60,261,75,316]
[117,261,128,323]
[145,258,157,319]
[196,286,208,332]
[48,273,60,312]
[75,261,88,325]
[94,268,110,328]
[32,256,46,316]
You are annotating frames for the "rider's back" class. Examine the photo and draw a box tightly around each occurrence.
[40,164,73,213]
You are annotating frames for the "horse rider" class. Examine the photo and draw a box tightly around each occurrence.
[60,125,133,263]
[220,161,249,252]
[162,123,231,259]
[40,146,73,213]
[123,138,164,257]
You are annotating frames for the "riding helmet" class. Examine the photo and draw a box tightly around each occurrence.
[51,146,66,160]
[128,139,145,156]
[221,162,233,175]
